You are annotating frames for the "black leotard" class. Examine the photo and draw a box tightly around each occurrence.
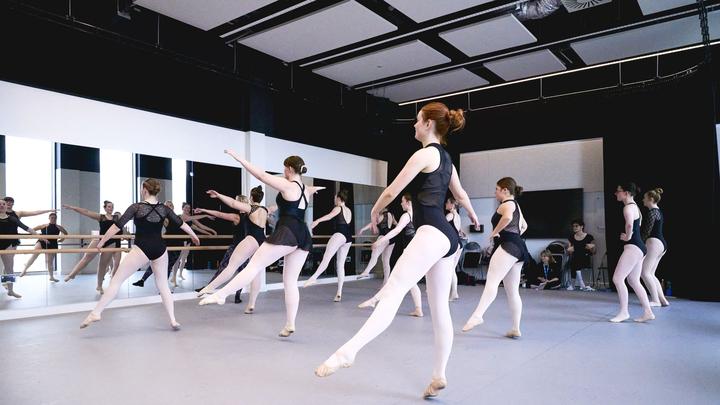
[334,207,352,243]
[245,205,268,244]
[40,223,60,250]
[99,213,122,248]
[265,181,312,251]
[407,143,458,257]
[623,203,647,255]
[378,212,391,236]
[491,200,530,263]
[115,202,183,260]
[0,214,30,250]
[642,207,667,252]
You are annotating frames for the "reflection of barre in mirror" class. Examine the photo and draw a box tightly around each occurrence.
[79,178,200,330]
[303,189,353,302]
[195,186,268,314]
[357,193,423,317]
[199,150,325,339]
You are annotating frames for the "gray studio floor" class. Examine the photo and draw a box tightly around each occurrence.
[1,279,718,405]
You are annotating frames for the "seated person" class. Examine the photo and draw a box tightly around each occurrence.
[531,250,561,290]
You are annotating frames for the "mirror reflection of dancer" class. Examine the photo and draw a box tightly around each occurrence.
[609,182,654,323]
[355,208,396,283]
[199,151,325,338]
[315,102,479,399]
[80,179,200,330]
[196,186,267,314]
[303,190,353,302]
[20,212,68,281]
[62,201,123,293]
[641,188,669,307]
[1,199,41,299]
[172,203,216,286]
[462,177,530,339]
[357,193,423,317]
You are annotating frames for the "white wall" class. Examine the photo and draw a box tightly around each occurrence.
[0,80,388,189]
[264,136,387,187]
[0,80,246,166]
[459,139,605,272]
[460,139,604,198]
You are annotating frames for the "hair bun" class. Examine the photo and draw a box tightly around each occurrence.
[656,187,663,194]
[514,186,524,197]
[448,109,466,133]
[301,165,308,174]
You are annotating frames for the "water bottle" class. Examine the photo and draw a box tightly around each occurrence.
[665,281,672,297]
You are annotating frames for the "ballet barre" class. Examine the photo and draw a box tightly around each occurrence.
[0,234,235,240]
[0,241,375,254]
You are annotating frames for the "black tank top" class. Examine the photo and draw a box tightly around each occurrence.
[378,212,391,235]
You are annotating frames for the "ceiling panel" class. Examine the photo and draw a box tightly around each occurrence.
[239,1,397,62]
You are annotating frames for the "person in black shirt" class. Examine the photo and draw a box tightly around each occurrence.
[531,250,561,290]
[567,219,596,291]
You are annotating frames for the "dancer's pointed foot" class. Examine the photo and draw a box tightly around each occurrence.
[132,279,145,287]
[19,270,28,277]
[196,287,215,298]
[462,315,484,332]
[356,273,371,280]
[303,278,318,288]
[505,329,522,339]
[357,297,377,309]
[171,321,181,331]
[199,293,226,306]
[49,277,59,282]
[244,306,254,314]
[449,293,459,301]
[64,275,74,282]
[661,298,670,307]
[334,294,342,303]
[314,351,355,377]
[80,312,101,329]
[278,325,295,338]
[422,378,447,398]
[8,290,22,299]
[409,307,424,317]
[609,312,629,323]
[634,311,655,323]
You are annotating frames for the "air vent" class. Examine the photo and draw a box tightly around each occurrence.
[561,0,612,13]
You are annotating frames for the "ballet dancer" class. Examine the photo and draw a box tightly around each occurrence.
[196,186,267,314]
[357,193,423,317]
[199,151,324,338]
[462,177,530,339]
[609,181,654,323]
[80,179,200,330]
[315,102,479,399]
[20,212,68,281]
[1,198,40,298]
[641,188,669,307]
[355,208,396,282]
[303,189,353,302]
[63,201,123,293]
[131,200,189,290]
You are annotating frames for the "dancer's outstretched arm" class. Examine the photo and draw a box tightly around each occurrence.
[205,190,252,213]
[311,207,341,230]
